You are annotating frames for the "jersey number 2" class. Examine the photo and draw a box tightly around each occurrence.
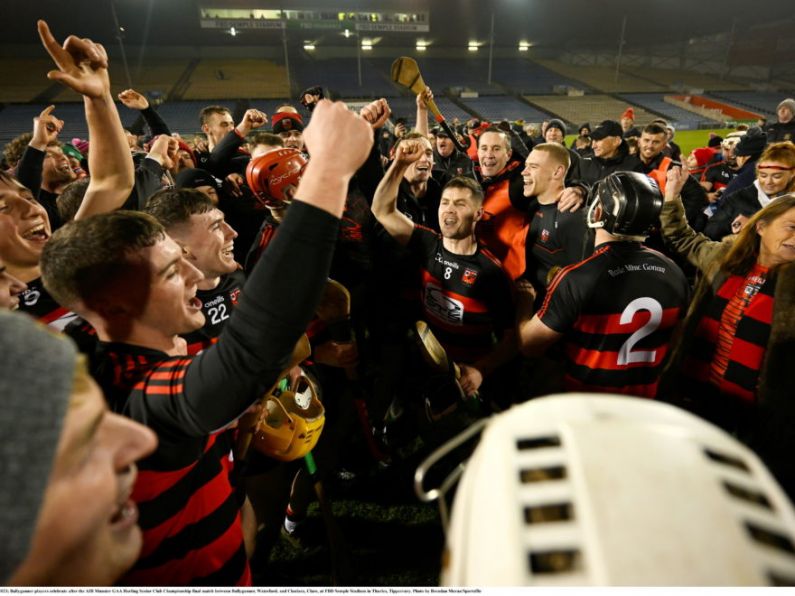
[617,297,662,366]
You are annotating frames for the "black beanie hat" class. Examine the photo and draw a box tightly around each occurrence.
[734,127,767,158]
[547,119,567,136]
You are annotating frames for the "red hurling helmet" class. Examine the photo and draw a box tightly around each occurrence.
[246,148,307,208]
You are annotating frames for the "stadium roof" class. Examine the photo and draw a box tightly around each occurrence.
[0,0,791,53]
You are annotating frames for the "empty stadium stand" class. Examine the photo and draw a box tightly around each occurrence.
[620,66,748,92]
[490,58,586,95]
[707,91,786,117]
[0,58,67,102]
[526,95,658,128]
[291,55,397,98]
[0,103,87,148]
[617,93,711,128]
[182,58,289,100]
[533,59,665,93]
[459,95,549,122]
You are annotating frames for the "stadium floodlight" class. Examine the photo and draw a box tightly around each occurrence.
[303,44,316,51]
[229,27,237,37]
[343,29,351,38]
[361,42,373,51]
[519,41,531,51]
[416,40,428,51]
[468,42,479,52]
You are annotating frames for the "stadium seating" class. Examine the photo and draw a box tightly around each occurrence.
[54,59,193,102]
[707,91,785,118]
[620,66,748,92]
[291,55,397,98]
[0,58,65,102]
[491,58,585,94]
[182,59,289,100]
[533,59,665,93]
[0,103,88,148]
[526,95,657,128]
[617,93,711,128]
[459,95,549,122]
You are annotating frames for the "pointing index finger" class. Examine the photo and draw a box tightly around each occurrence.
[37,20,70,72]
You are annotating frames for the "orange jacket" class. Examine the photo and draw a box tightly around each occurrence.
[646,156,673,195]
[476,168,529,280]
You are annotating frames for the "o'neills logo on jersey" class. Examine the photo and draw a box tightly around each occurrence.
[541,228,550,243]
[462,268,478,286]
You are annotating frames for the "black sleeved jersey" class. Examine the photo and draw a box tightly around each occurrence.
[408,226,515,363]
[18,277,77,330]
[181,269,246,355]
[523,203,591,294]
[538,241,689,398]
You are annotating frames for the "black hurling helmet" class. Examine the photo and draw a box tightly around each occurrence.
[586,172,663,240]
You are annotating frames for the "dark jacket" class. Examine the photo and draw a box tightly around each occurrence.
[721,157,757,199]
[704,183,764,241]
[396,176,442,232]
[432,148,474,186]
[578,140,644,185]
[765,121,795,144]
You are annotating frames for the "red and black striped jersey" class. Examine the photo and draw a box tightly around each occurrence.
[409,226,515,363]
[82,201,341,586]
[93,343,250,586]
[17,277,76,330]
[538,241,689,398]
[181,270,246,355]
[682,265,774,403]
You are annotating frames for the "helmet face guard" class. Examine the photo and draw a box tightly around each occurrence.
[245,148,307,209]
[436,394,795,586]
[587,172,663,241]
[245,374,325,462]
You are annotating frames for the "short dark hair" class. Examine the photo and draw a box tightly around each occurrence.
[41,211,165,308]
[251,132,284,149]
[199,105,232,126]
[642,123,668,137]
[56,178,90,224]
[144,188,215,230]
[443,176,484,205]
[478,126,511,151]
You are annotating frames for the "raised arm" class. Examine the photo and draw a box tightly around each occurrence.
[15,105,63,195]
[37,20,134,219]
[118,89,172,137]
[205,108,266,177]
[371,139,423,245]
[174,101,374,433]
[415,88,433,137]
[660,165,724,272]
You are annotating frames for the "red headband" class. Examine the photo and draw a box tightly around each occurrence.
[757,163,795,171]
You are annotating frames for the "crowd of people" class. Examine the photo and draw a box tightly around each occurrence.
[2,20,795,586]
